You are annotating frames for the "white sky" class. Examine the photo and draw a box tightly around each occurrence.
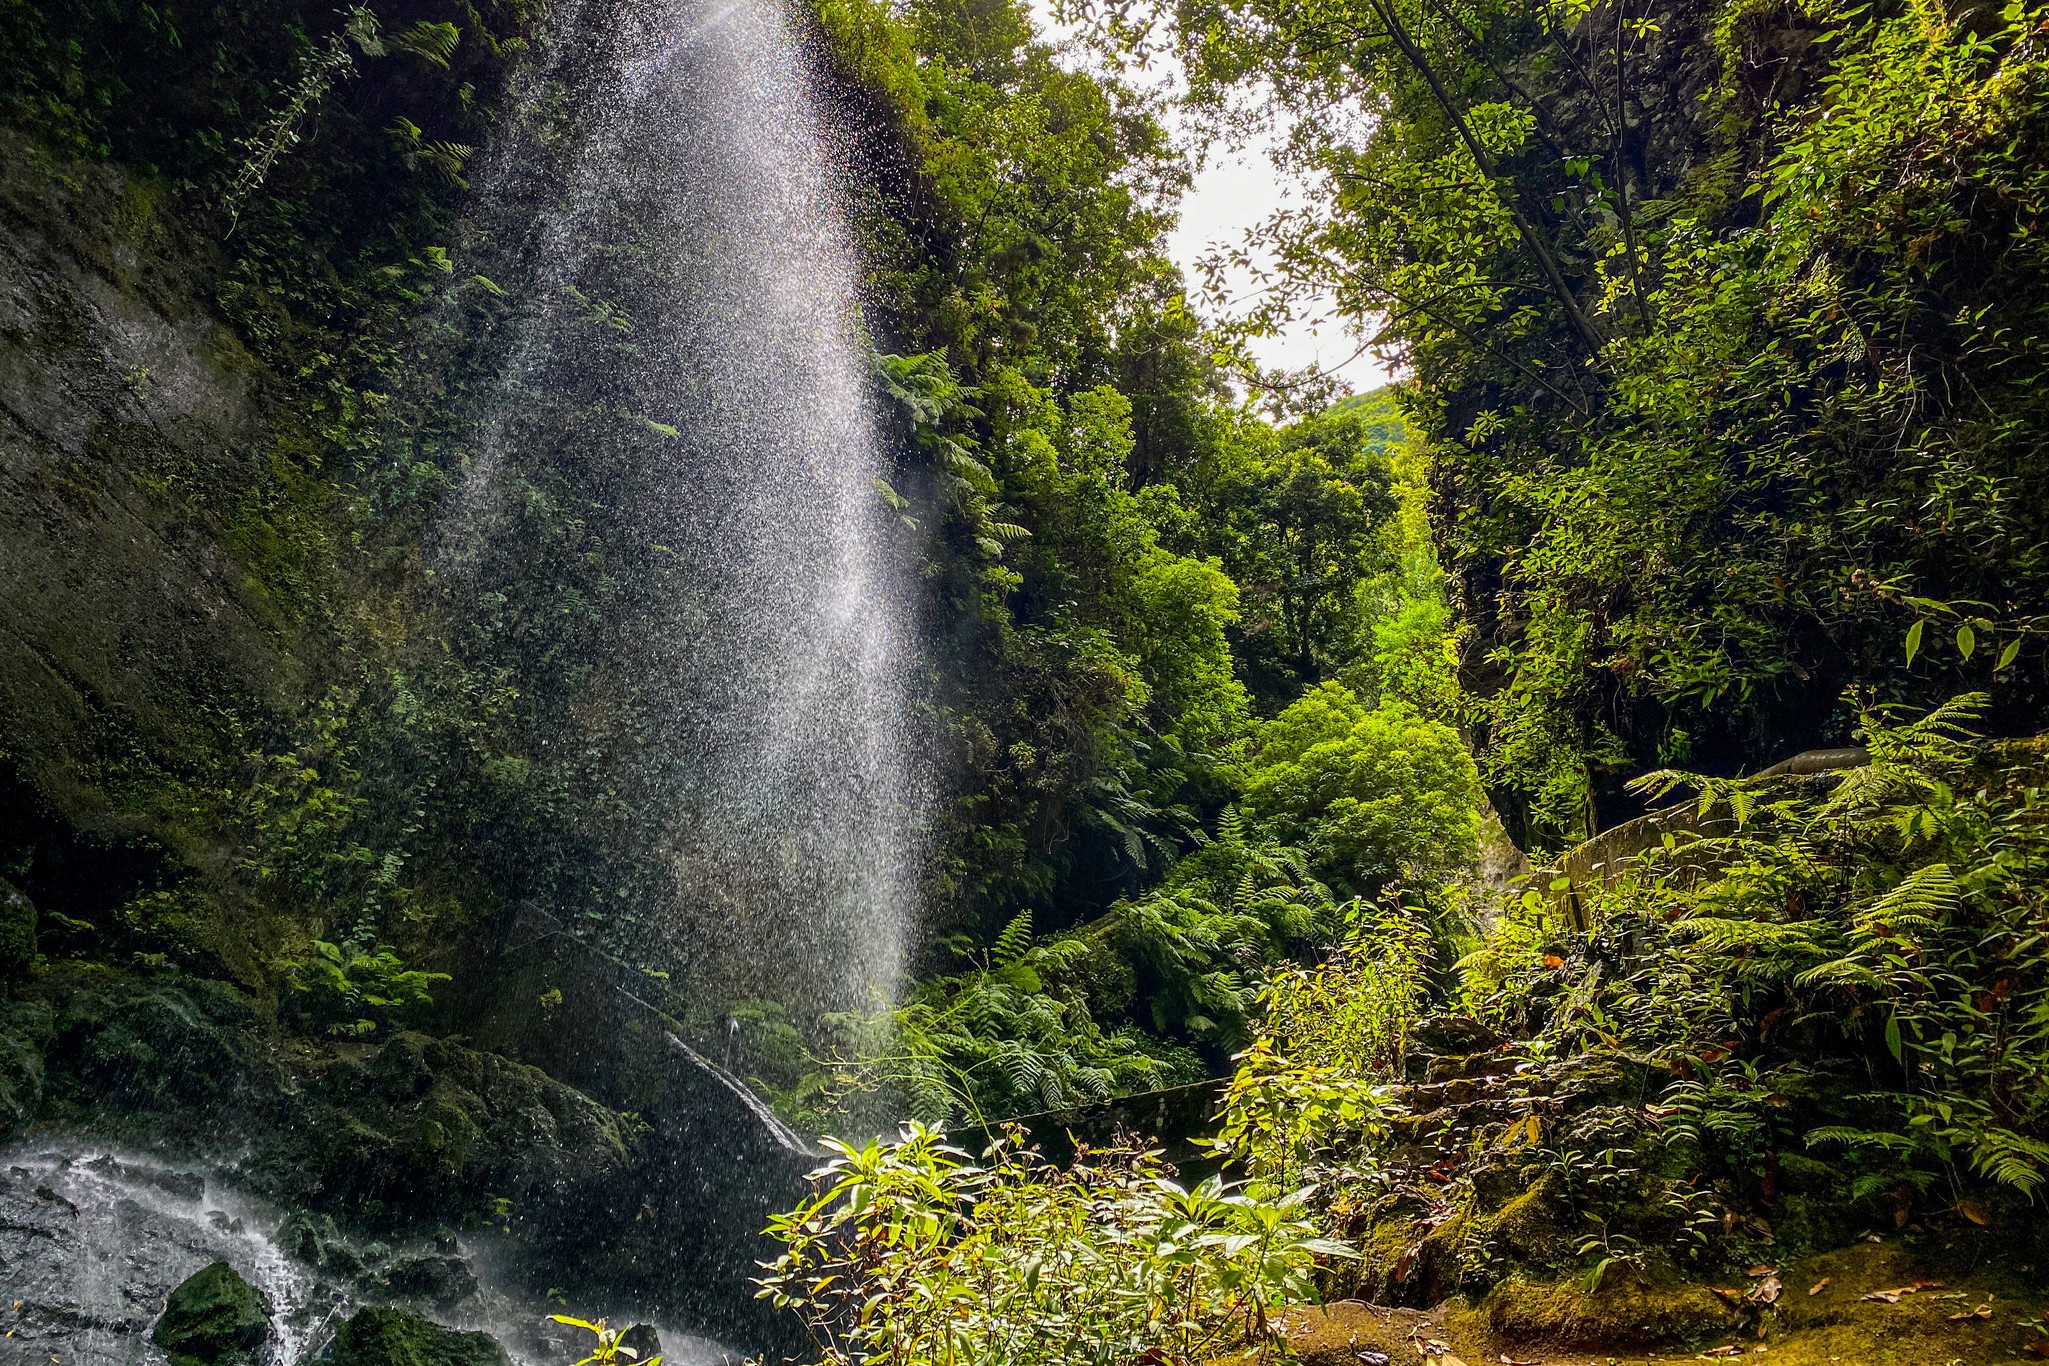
[1025,2,1397,394]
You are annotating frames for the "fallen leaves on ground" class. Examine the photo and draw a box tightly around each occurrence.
[1807,1277,1830,1296]
[1946,1305,1993,1321]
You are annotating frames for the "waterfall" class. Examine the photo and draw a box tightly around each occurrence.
[441,0,925,1025]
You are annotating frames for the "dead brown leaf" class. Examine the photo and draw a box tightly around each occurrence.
[1957,1199,1991,1227]
[1861,1290,1904,1304]
[2023,1344,2049,1360]
[1745,1265,1778,1277]
[1944,1305,1993,1322]
[1807,1278,1830,1296]
[1498,1356,1539,1366]
[1702,1348,1742,1359]
[1749,1275,1783,1306]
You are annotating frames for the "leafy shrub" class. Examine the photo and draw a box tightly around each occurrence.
[756,1124,1352,1365]
[1237,683,1482,892]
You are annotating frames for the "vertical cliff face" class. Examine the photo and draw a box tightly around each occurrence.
[0,3,886,1349]
[0,135,330,970]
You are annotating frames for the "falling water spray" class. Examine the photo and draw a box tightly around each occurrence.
[442,0,925,1030]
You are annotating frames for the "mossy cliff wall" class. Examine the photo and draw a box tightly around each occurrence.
[0,2,821,1344]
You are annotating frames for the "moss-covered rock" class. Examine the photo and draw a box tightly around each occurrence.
[319,1307,510,1366]
[1477,1169,1577,1268]
[45,973,253,1114]
[266,1030,633,1224]
[152,1260,271,1366]
[1473,1268,1729,1347]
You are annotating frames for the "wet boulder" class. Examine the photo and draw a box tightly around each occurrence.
[278,1210,367,1278]
[320,1307,511,1366]
[152,1259,272,1366]
[376,1248,481,1308]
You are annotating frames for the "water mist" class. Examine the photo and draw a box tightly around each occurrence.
[446,0,926,1028]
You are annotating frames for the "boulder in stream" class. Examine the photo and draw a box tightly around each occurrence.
[152,1260,272,1366]
[320,1307,511,1366]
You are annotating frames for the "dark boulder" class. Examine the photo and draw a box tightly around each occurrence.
[278,1210,367,1277]
[1410,1014,1503,1058]
[320,1307,510,1366]
[619,1323,663,1363]
[376,1250,480,1308]
[152,1260,271,1366]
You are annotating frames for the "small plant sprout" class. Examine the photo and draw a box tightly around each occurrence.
[548,1316,662,1366]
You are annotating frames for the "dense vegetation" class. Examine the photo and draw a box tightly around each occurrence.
[751,0,2049,1358]
[3,0,2048,1360]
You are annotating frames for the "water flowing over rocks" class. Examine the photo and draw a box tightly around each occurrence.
[0,1144,748,1366]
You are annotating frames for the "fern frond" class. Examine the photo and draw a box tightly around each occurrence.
[992,910,1034,967]
[1805,1126,1922,1153]
[1792,958,1885,989]
[388,19,461,66]
[1851,864,1959,932]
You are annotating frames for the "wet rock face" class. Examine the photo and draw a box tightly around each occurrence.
[0,1152,310,1366]
[153,1260,273,1366]
[319,1308,510,1366]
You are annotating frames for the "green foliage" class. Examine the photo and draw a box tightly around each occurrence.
[1132,0,2049,841]
[546,1317,661,1366]
[1238,683,1482,893]
[825,912,1202,1128]
[1187,404,1401,699]
[1475,697,2049,1215]
[281,938,447,1038]
[1106,813,1346,1049]
[756,1125,1352,1365]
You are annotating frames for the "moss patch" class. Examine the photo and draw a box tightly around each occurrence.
[1467,1269,1730,1348]
[153,1260,271,1366]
